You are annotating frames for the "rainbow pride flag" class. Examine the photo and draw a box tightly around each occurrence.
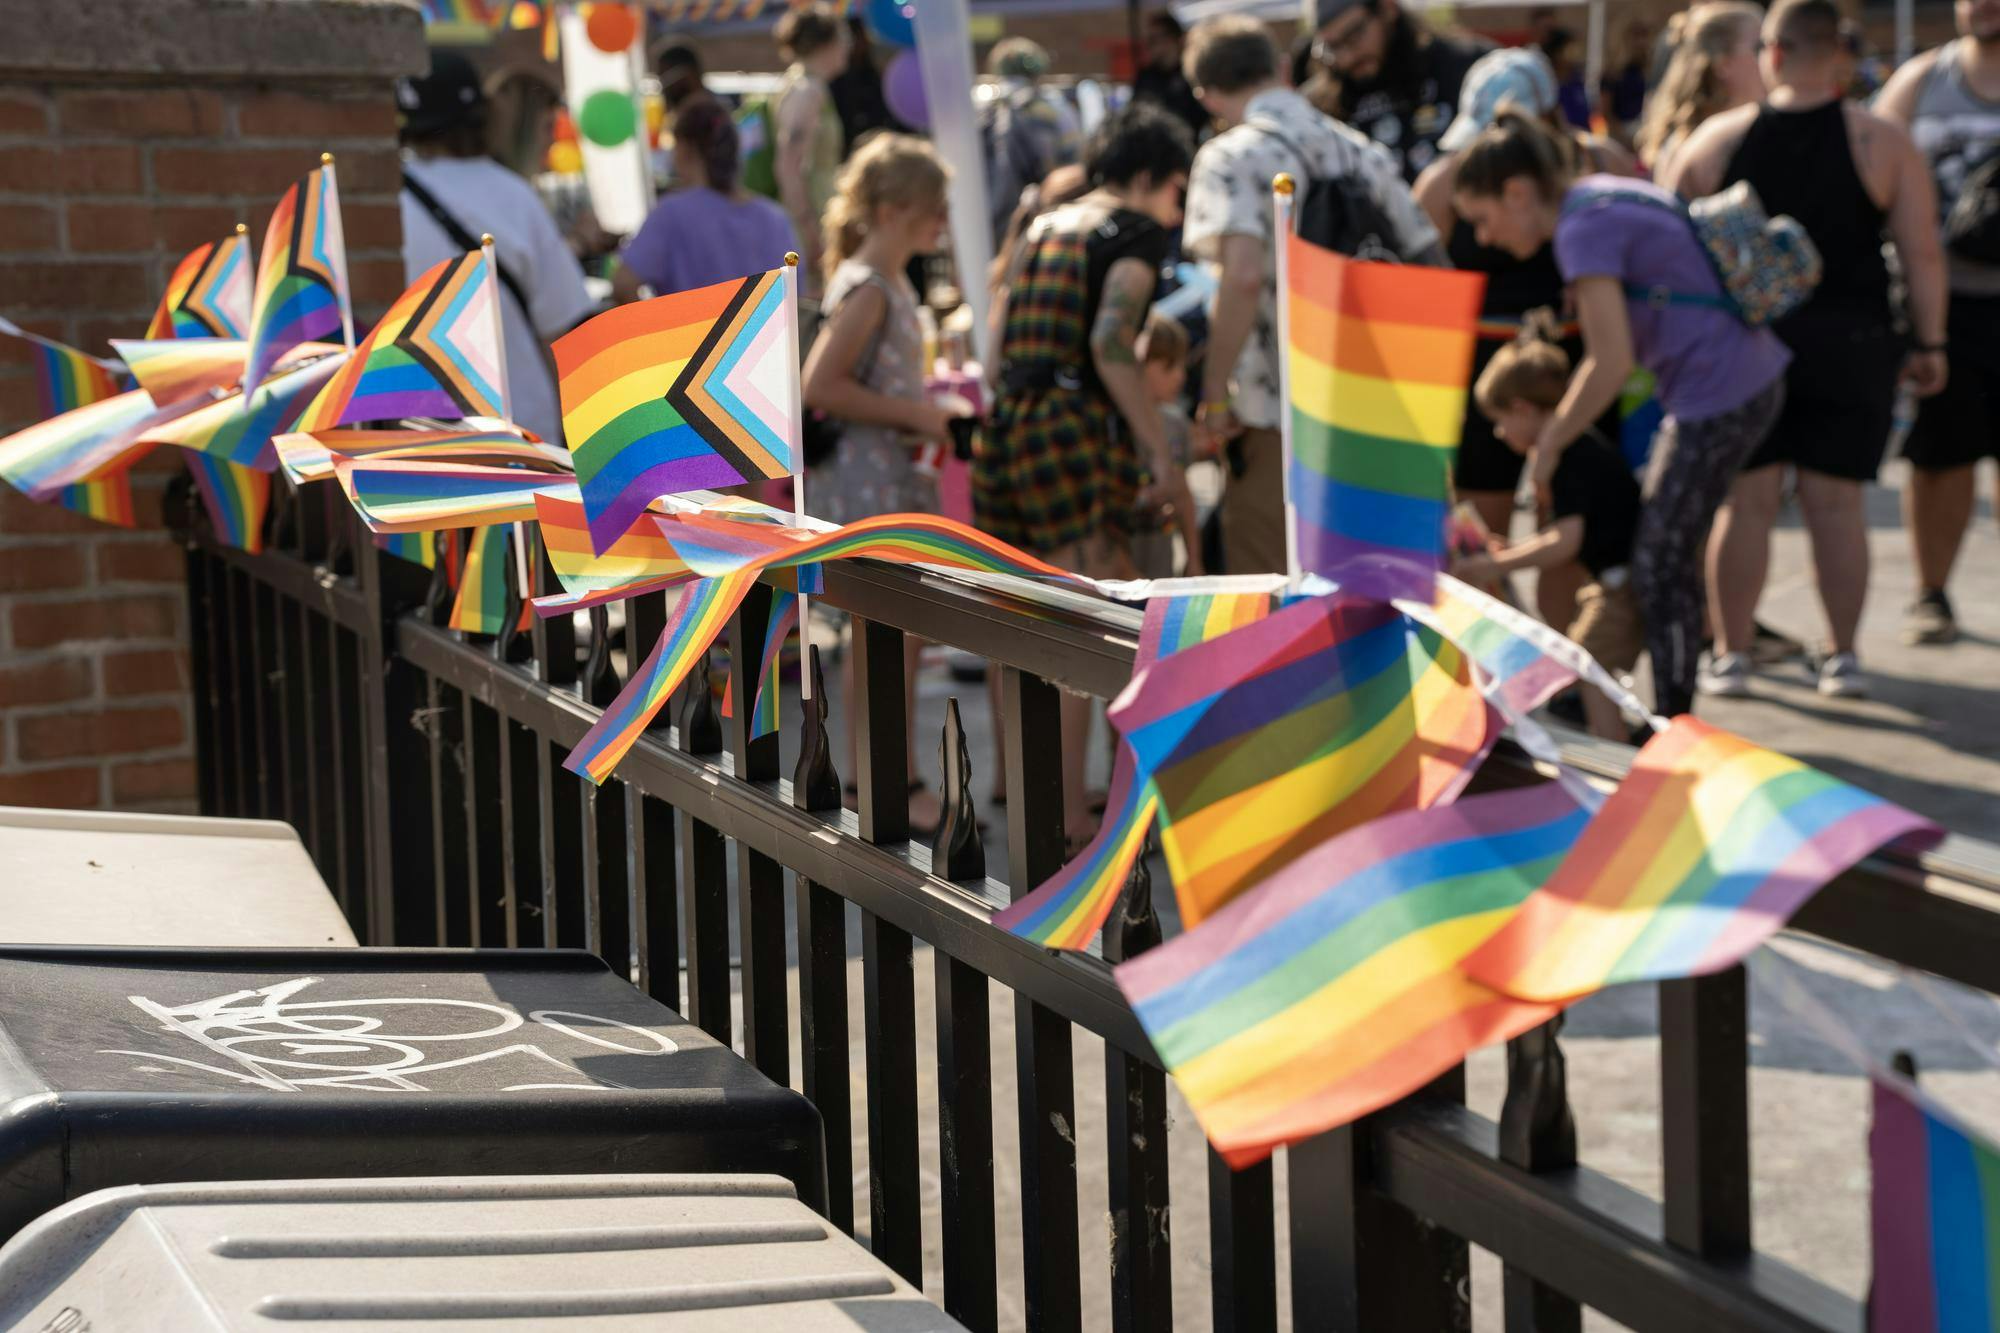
[0,317,124,415]
[567,570,762,783]
[1108,591,1491,927]
[420,0,499,41]
[297,250,503,431]
[52,472,137,528]
[1286,233,1484,595]
[996,590,1272,951]
[376,529,439,568]
[245,163,350,391]
[450,523,511,634]
[0,389,187,499]
[112,337,250,409]
[1466,716,1941,1003]
[748,591,798,740]
[137,351,347,468]
[655,510,1080,586]
[1870,1075,2000,1332]
[556,269,798,554]
[338,458,566,533]
[148,234,252,341]
[186,452,272,552]
[274,422,554,486]
[1115,783,1581,1167]
[532,487,694,610]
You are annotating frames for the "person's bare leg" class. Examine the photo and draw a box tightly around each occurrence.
[1706,466,1783,657]
[1795,470,1869,655]
[1906,463,1976,592]
[1535,559,1589,633]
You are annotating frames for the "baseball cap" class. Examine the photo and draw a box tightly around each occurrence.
[396,50,487,140]
[1438,47,1559,153]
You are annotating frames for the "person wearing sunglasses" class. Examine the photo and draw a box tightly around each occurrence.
[1305,0,1491,183]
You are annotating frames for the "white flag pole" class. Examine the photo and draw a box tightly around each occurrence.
[782,250,811,701]
[1272,174,1302,594]
[481,232,530,599]
[320,153,356,353]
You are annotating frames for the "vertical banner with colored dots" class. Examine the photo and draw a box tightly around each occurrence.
[561,3,652,237]
[909,0,994,365]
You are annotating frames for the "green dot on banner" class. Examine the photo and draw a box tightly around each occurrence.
[579,90,637,147]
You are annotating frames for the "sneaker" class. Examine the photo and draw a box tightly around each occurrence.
[1816,652,1869,698]
[1901,590,1958,645]
[1697,651,1754,698]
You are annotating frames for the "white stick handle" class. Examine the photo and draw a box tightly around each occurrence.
[480,235,515,428]
[1272,178,1302,595]
[321,154,357,353]
[782,250,811,700]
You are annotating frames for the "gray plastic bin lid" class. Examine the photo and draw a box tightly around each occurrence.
[0,1173,962,1331]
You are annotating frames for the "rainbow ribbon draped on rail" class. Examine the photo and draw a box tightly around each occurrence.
[1870,1075,2000,1333]
[1465,716,1941,1002]
[995,590,1273,951]
[273,422,552,485]
[186,452,272,552]
[1286,233,1483,596]
[338,459,568,533]
[1109,591,1491,927]
[244,164,349,391]
[566,570,761,784]
[557,268,798,555]
[749,591,797,740]
[655,509,1080,585]
[1115,783,1582,1167]
[533,488,693,610]
[298,250,503,431]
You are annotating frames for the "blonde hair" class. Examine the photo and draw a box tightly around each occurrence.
[1474,308,1571,416]
[1637,3,1762,166]
[822,133,949,269]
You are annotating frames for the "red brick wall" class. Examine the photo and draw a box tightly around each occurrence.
[0,0,423,814]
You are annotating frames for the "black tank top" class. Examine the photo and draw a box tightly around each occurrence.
[1720,101,1889,314]
[1447,220,1566,319]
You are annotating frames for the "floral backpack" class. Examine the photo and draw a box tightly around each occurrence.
[1564,180,1823,327]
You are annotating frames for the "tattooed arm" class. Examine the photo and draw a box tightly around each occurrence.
[1093,254,1198,567]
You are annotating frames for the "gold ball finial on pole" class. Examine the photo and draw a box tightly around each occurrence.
[1273,173,1295,197]
[784,251,800,267]
[481,233,495,247]
[235,222,248,235]
[320,151,335,166]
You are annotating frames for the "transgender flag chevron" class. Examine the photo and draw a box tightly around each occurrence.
[1870,1075,2000,1333]
[566,570,761,784]
[1115,783,1583,1166]
[148,233,253,341]
[1465,716,1941,1003]
[556,269,798,555]
[245,163,350,391]
[297,250,503,431]
[1286,232,1483,594]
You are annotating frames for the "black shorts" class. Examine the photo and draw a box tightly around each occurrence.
[1904,294,2000,471]
[1743,309,1902,481]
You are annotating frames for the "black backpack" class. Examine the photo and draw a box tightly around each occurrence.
[1249,117,1407,262]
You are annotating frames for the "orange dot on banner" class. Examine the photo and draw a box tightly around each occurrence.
[585,3,639,52]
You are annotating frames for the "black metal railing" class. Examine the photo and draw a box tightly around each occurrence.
[175,480,2000,1333]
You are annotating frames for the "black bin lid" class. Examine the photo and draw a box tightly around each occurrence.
[0,946,825,1241]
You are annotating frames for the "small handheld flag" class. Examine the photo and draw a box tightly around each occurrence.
[244,157,352,390]
[147,230,253,341]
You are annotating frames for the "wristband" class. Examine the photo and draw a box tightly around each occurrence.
[1914,341,1947,354]
[1201,398,1232,416]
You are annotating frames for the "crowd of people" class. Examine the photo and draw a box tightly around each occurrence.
[391,0,1998,830]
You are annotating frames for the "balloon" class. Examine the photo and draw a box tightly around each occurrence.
[866,0,916,47]
[578,89,637,147]
[547,140,583,175]
[883,50,928,129]
[583,3,639,53]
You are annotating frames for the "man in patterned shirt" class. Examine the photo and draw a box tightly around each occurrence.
[1181,15,1442,576]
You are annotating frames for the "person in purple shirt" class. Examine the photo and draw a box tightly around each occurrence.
[612,99,798,301]
[1451,108,1788,719]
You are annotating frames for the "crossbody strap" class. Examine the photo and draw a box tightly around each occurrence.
[401,169,536,324]
[1561,184,1735,313]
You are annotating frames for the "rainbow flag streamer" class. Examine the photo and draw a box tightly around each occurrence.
[532,487,694,610]
[996,591,1273,951]
[186,452,272,553]
[338,458,567,533]
[566,569,762,784]
[1870,1075,2000,1333]
[376,529,439,569]
[449,523,511,633]
[555,269,798,554]
[655,510,1080,587]
[1108,591,1491,928]
[137,350,347,468]
[748,591,798,740]
[1286,233,1484,595]
[1115,783,1582,1167]
[297,250,504,431]
[148,234,253,340]
[0,389,188,499]
[52,471,137,528]
[421,0,498,41]
[245,164,350,391]
[274,421,553,486]
[1466,716,1942,1003]
[0,318,125,417]
[112,337,250,408]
